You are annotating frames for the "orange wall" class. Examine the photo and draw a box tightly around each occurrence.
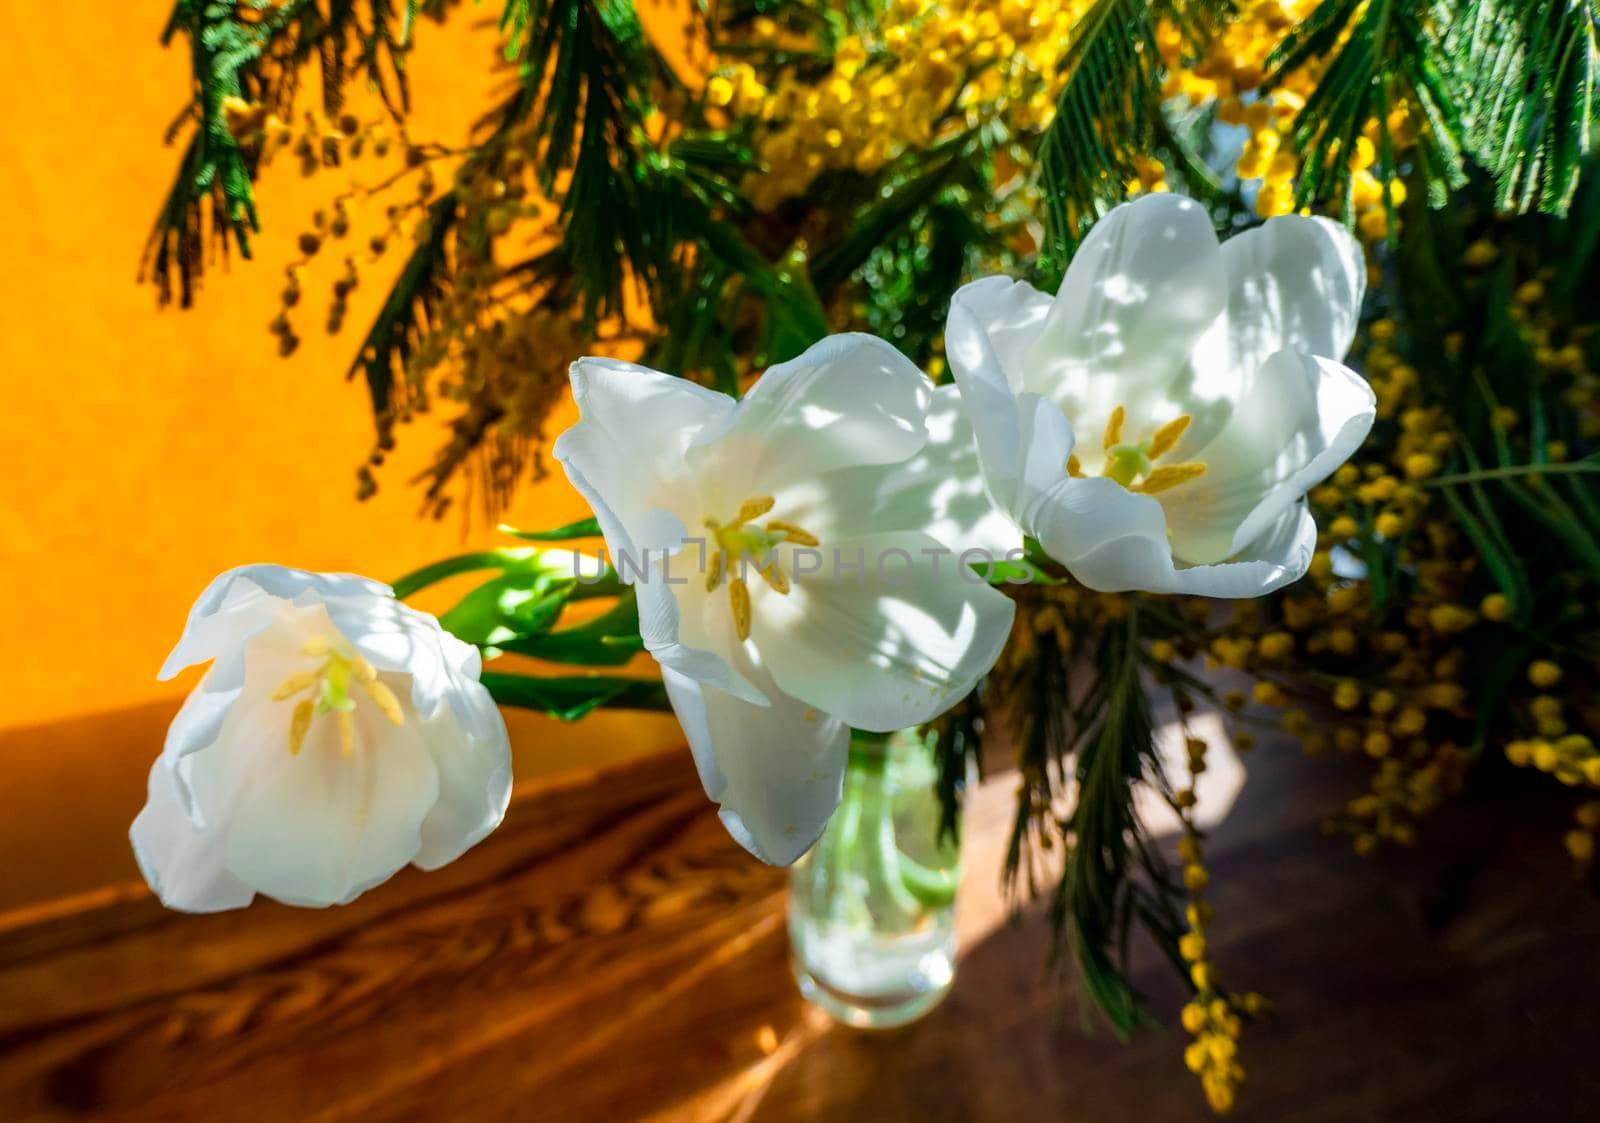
[0,3,684,908]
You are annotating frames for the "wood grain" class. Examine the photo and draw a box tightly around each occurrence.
[2,737,1598,1122]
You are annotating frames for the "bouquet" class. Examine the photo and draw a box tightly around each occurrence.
[135,1,1600,1112]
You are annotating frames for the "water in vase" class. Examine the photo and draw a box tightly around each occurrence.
[788,730,961,1029]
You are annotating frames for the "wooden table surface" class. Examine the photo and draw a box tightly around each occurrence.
[3,732,1598,1122]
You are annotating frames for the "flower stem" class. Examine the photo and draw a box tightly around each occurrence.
[825,731,959,916]
[1428,459,1600,486]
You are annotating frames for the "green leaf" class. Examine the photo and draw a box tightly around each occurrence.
[1438,484,1530,611]
[498,592,645,665]
[1554,151,1600,299]
[1357,520,1394,617]
[1450,0,1599,214]
[895,850,960,909]
[762,245,832,366]
[1049,608,1162,1039]
[929,696,985,846]
[691,215,831,366]
[480,670,670,719]
[1468,633,1541,753]
[495,0,680,321]
[810,150,966,290]
[1036,0,1226,263]
[439,570,576,647]
[1500,475,1600,577]
[983,556,1061,586]
[857,190,1002,366]
[149,0,429,305]
[1267,0,1466,218]
[498,517,604,541]
[391,545,583,599]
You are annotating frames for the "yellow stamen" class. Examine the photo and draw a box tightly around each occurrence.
[363,679,406,726]
[707,500,817,631]
[1134,463,1208,494]
[289,698,314,756]
[1103,405,1125,451]
[758,560,791,595]
[1148,414,1192,460]
[272,670,319,700]
[735,496,776,523]
[1067,454,1085,478]
[767,519,819,547]
[276,638,406,752]
[729,577,752,641]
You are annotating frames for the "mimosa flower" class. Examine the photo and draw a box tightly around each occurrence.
[946,193,1376,597]
[132,566,512,911]
[553,334,1016,864]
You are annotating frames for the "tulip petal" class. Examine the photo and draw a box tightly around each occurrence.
[158,568,383,765]
[160,566,391,679]
[412,689,513,870]
[218,704,441,907]
[753,530,1016,731]
[555,366,765,706]
[158,670,245,818]
[435,632,506,744]
[687,333,931,514]
[1023,194,1225,428]
[158,567,482,764]
[1031,476,1318,597]
[1170,505,1321,597]
[944,274,1055,393]
[642,566,771,707]
[1029,475,1170,570]
[662,652,848,867]
[323,592,480,726]
[131,756,256,913]
[1014,392,1079,525]
[1167,350,1376,564]
[555,357,733,562]
[1195,213,1366,384]
[778,385,1023,558]
[946,281,1032,516]
[946,283,1078,523]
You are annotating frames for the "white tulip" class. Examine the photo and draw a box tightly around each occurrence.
[132,565,512,911]
[946,193,1377,597]
[553,334,1016,864]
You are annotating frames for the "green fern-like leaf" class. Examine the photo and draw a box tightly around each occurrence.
[494,0,692,320]
[1039,0,1166,261]
[1037,0,1230,268]
[1451,0,1600,214]
[1049,608,1164,1039]
[147,0,429,305]
[140,1,271,307]
[1267,0,1466,229]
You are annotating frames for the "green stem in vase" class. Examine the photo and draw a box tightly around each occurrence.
[826,730,959,917]
[893,850,959,910]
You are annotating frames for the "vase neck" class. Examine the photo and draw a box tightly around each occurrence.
[847,729,907,774]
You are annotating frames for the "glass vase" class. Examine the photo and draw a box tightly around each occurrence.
[788,729,962,1028]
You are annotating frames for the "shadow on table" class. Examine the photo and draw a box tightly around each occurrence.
[717,739,1600,1123]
